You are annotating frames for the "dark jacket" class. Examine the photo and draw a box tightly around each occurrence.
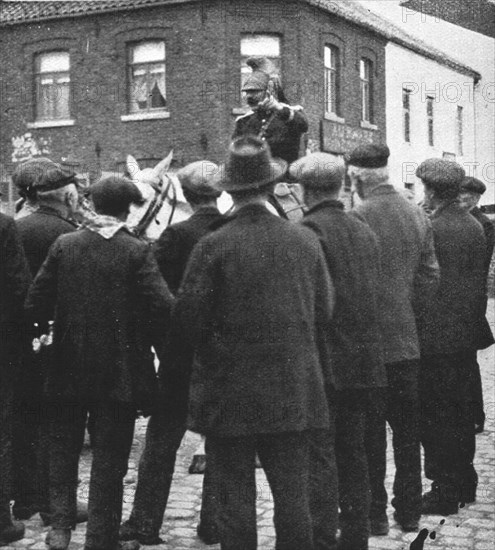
[302,200,386,390]
[470,207,495,349]
[233,106,308,164]
[25,228,174,409]
[16,206,77,277]
[175,203,334,437]
[416,201,487,355]
[153,207,225,415]
[0,214,31,384]
[352,185,440,364]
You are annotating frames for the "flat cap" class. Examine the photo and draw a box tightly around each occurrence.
[176,160,222,198]
[347,143,390,168]
[415,158,465,186]
[461,176,486,195]
[13,157,78,195]
[90,175,144,214]
[289,153,345,189]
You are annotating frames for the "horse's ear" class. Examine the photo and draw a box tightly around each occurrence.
[151,150,174,180]
[126,155,141,179]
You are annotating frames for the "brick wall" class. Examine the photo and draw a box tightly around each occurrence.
[0,0,387,175]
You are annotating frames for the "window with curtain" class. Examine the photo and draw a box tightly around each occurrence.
[360,58,373,123]
[35,51,71,120]
[325,45,340,116]
[128,41,166,113]
[240,34,281,102]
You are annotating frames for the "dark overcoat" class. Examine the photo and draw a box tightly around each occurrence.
[302,199,386,390]
[153,206,225,416]
[416,201,488,355]
[24,228,174,409]
[233,107,308,164]
[352,185,440,365]
[0,214,31,383]
[175,203,334,437]
[16,206,76,277]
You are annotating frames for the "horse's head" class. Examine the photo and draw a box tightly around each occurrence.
[125,152,193,239]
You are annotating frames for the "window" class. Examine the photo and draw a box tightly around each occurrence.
[128,41,166,113]
[240,34,280,101]
[360,58,373,123]
[457,106,463,156]
[35,51,70,121]
[426,96,434,146]
[324,45,340,115]
[403,88,411,142]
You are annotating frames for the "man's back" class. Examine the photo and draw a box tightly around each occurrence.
[176,203,333,436]
[302,199,386,390]
[353,185,438,364]
[26,228,173,405]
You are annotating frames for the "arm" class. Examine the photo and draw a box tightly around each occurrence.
[153,226,182,294]
[279,104,309,133]
[174,238,217,348]
[413,218,440,314]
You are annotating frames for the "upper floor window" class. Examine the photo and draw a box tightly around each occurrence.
[457,105,464,156]
[426,96,434,146]
[360,58,373,123]
[324,45,340,116]
[128,41,166,113]
[240,34,280,102]
[35,51,70,121]
[403,88,411,142]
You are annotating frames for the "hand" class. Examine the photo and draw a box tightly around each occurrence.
[255,93,283,113]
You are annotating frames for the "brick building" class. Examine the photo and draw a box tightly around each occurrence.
[0,0,480,212]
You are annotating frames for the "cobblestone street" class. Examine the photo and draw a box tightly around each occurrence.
[4,301,494,550]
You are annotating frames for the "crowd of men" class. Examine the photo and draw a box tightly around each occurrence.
[0,56,494,550]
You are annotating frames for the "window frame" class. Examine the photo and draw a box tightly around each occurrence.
[127,40,167,114]
[402,88,412,143]
[426,96,435,146]
[324,44,341,117]
[360,58,373,123]
[456,105,464,156]
[34,50,71,122]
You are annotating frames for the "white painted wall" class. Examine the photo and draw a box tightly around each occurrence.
[385,42,476,201]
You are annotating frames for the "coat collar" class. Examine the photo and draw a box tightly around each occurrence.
[305,199,344,217]
[366,184,397,198]
[431,199,462,219]
[35,205,77,227]
[190,206,221,219]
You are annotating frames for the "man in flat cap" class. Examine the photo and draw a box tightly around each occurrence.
[416,160,487,515]
[458,177,495,433]
[348,144,439,534]
[25,175,174,550]
[174,136,334,549]
[120,161,225,546]
[291,153,386,549]
[0,213,31,546]
[12,158,87,526]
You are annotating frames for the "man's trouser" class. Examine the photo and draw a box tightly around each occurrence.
[420,351,477,503]
[48,401,135,550]
[366,361,422,522]
[207,431,316,550]
[128,411,217,539]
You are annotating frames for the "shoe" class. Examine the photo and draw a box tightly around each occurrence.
[421,490,458,515]
[197,522,220,545]
[119,519,163,545]
[393,511,419,532]
[369,514,389,536]
[46,528,71,550]
[0,520,25,544]
[12,503,39,520]
[189,453,206,474]
[41,501,88,526]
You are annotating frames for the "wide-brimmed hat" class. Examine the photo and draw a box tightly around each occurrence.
[90,175,144,214]
[217,136,287,192]
[13,157,79,196]
[176,160,222,198]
